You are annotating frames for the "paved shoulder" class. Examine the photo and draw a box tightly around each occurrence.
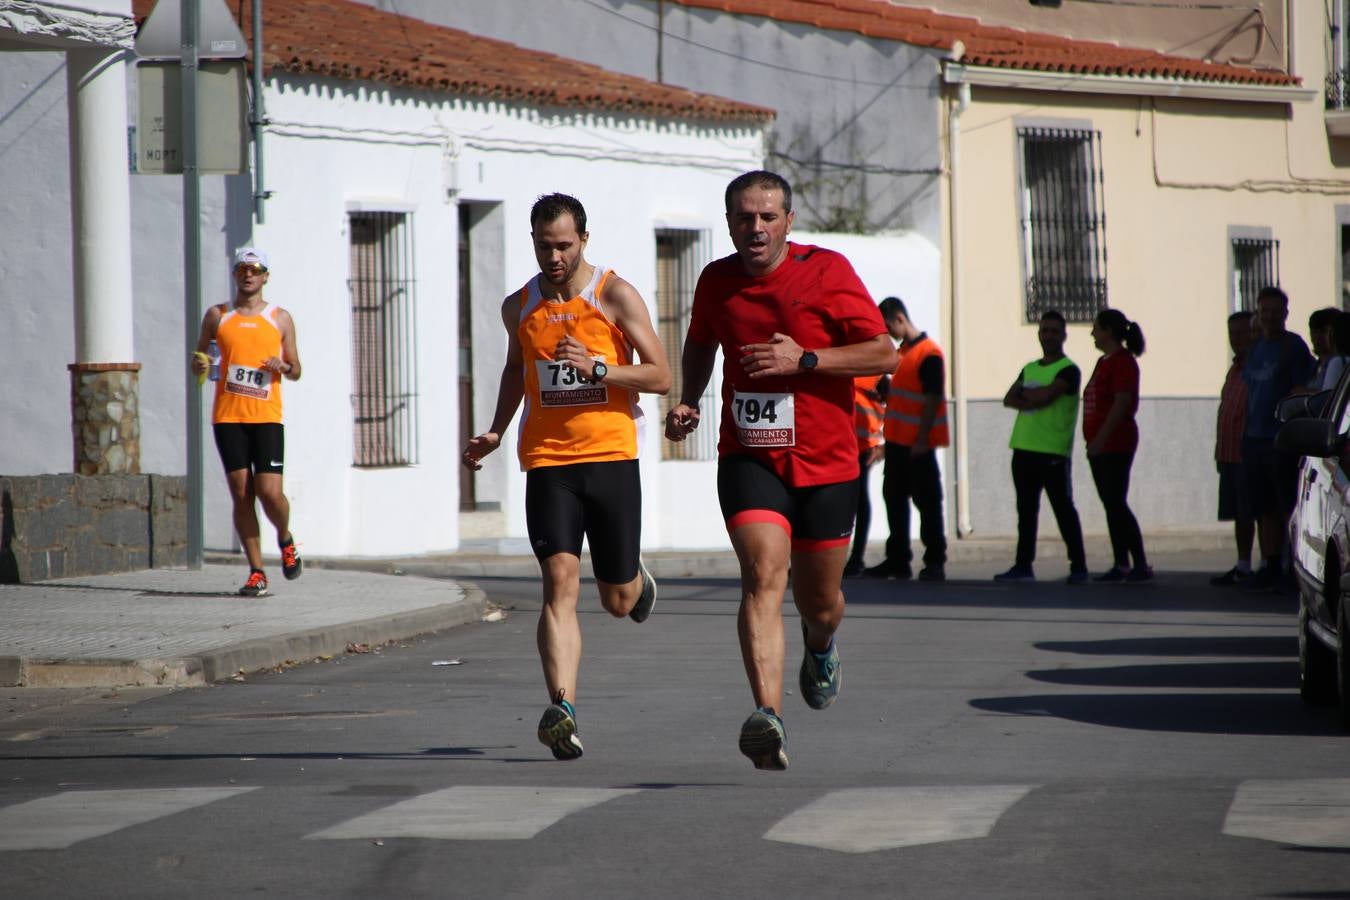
[0,565,487,689]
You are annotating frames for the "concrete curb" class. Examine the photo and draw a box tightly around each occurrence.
[2,584,490,690]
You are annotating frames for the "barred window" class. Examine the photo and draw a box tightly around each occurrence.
[1018,126,1108,323]
[1231,237,1279,312]
[349,211,418,467]
[655,228,716,461]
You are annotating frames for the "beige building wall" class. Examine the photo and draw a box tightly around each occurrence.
[940,2,1349,543]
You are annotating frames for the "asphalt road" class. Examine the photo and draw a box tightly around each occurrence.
[2,550,1348,899]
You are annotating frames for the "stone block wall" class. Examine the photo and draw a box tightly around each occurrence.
[0,474,186,583]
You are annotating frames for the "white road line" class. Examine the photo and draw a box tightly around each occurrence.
[0,786,259,851]
[307,785,640,841]
[764,785,1037,854]
[1224,779,1350,848]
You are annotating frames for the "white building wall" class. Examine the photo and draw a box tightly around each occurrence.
[250,76,764,557]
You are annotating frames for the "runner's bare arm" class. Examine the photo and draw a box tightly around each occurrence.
[558,275,670,394]
[269,309,302,381]
[665,338,717,441]
[741,332,896,379]
[190,305,223,376]
[463,294,526,470]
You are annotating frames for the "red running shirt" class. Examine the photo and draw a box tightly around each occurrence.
[1082,351,1140,454]
[687,243,886,487]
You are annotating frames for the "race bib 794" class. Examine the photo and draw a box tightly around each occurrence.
[733,391,794,447]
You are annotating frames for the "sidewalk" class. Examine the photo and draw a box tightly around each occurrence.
[0,529,1232,690]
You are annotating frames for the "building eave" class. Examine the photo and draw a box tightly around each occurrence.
[943,62,1316,105]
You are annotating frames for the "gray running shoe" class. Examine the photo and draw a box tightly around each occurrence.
[629,559,657,623]
[537,691,583,761]
[738,707,788,771]
[798,620,841,710]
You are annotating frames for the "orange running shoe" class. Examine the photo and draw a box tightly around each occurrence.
[280,535,302,581]
[239,569,269,597]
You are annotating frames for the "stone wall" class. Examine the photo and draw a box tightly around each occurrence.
[69,363,141,475]
[0,475,186,583]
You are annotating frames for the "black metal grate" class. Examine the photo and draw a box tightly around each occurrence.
[349,211,419,467]
[655,228,716,461]
[1232,238,1280,312]
[1018,127,1108,323]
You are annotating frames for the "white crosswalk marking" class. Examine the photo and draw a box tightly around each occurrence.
[0,786,258,851]
[306,785,640,841]
[1223,778,1350,848]
[763,785,1037,853]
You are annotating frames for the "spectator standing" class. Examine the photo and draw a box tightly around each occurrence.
[865,297,949,582]
[844,373,887,577]
[1242,286,1314,590]
[995,309,1088,584]
[1210,311,1256,586]
[1306,307,1346,391]
[1083,308,1151,583]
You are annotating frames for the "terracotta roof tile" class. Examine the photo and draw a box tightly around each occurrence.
[670,0,1300,87]
[131,0,773,123]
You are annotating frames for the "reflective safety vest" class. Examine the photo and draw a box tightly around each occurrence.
[854,375,885,452]
[883,336,949,447]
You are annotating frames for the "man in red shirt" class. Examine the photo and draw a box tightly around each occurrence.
[665,170,896,770]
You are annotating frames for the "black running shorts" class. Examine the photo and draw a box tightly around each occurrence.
[525,459,642,584]
[716,454,857,551]
[213,422,285,475]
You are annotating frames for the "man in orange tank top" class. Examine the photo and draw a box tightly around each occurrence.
[462,194,670,761]
[190,247,303,597]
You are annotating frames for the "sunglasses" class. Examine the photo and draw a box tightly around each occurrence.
[234,263,267,276]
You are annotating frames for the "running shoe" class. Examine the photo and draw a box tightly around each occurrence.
[1066,568,1090,585]
[629,558,657,623]
[280,534,302,581]
[798,620,841,710]
[738,707,788,771]
[842,559,865,578]
[239,569,269,597]
[994,565,1035,582]
[537,689,583,761]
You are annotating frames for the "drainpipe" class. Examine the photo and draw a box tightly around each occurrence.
[946,43,974,537]
[251,0,268,223]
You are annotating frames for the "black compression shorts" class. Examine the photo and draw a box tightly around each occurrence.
[213,422,285,475]
[716,453,857,552]
[525,459,642,584]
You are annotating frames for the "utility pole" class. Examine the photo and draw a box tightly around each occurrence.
[182,0,204,568]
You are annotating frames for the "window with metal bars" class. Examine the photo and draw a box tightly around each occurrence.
[1231,237,1279,312]
[349,211,419,467]
[655,228,717,461]
[1017,126,1108,323]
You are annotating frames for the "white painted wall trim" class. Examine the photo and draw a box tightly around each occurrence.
[943,62,1318,105]
[0,1,134,49]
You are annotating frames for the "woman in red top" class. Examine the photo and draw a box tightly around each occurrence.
[1083,309,1150,582]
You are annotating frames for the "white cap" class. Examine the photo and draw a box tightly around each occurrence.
[233,246,269,270]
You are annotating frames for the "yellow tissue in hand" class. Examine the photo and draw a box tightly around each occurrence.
[193,351,209,386]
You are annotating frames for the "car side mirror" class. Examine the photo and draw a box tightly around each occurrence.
[1276,417,1340,458]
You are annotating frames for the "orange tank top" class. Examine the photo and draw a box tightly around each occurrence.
[516,266,640,470]
[212,302,285,424]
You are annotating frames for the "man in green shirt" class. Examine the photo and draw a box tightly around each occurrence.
[997,309,1089,584]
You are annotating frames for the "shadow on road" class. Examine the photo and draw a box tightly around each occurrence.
[1036,635,1297,657]
[969,691,1344,736]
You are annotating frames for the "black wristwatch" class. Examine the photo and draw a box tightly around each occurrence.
[799,350,818,372]
[591,361,608,382]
